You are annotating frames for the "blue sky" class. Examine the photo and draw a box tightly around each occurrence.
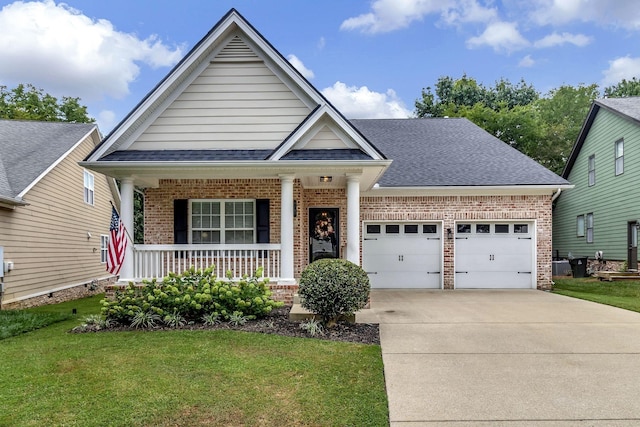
[0,0,639,133]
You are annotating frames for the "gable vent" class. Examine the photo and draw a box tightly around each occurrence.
[215,36,260,61]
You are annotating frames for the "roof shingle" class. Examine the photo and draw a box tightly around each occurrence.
[350,118,568,187]
[0,119,95,199]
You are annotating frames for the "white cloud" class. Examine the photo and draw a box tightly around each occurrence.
[97,110,117,134]
[321,81,412,119]
[518,55,535,67]
[317,37,326,50]
[602,56,640,86]
[534,32,592,48]
[0,0,184,101]
[286,54,315,80]
[340,0,451,34]
[466,21,530,53]
[529,0,640,29]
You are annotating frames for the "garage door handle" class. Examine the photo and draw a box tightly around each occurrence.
[364,238,378,240]
[518,237,532,240]
[455,237,468,240]
[366,272,377,275]
[427,271,441,274]
[426,237,440,240]
[517,271,532,274]
[455,271,468,274]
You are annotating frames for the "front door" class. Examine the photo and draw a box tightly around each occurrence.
[309,208,339,262]
[628,221,638,271]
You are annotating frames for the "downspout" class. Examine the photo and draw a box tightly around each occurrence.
[551,188,562,202]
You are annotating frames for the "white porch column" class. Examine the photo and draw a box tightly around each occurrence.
[279,174,295,284]
[119,178,135,282]
[346,175,361,265]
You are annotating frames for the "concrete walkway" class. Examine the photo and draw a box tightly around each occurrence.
[356,290,640,426]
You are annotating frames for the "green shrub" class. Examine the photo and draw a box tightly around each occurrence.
[298,259,370,326]
[101,266,283,326]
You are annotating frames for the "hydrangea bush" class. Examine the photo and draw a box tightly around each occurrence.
[101,266,282,327]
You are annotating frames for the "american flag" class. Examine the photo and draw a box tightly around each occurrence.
[107,206,128,275]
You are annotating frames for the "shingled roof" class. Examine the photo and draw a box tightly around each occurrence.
[0,119,96,203]
[351,117,569,187]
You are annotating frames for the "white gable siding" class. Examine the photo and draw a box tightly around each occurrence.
[130,59,312,151]
[302,125,354,149]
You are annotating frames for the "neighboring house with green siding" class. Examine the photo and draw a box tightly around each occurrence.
[553,97,640,270]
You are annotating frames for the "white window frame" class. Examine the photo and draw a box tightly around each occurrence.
[588,154,595,186]
[576,215,585,237]
[100,234,108,263]
[189,199,256,244]
[586,213,594,243]
[83,170,94,205]
[615,139,624,176]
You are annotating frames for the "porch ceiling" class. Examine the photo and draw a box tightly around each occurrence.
[79,160,391,190]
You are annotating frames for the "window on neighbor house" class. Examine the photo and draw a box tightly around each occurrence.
[576,215,585,237]
[586,213,594,243]
[588,154,595,186]
[615,139,624,176]
[190,200,255,244]
[83,170,94,205]
[100,235,108,263]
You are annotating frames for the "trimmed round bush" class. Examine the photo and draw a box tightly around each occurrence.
[298,259,370,326]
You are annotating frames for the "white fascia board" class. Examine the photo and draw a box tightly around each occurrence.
[18,126,98,198]
[363,184,574,197]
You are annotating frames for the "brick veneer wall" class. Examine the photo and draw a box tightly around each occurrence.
[144,180,553,292]
[360,194,553,290]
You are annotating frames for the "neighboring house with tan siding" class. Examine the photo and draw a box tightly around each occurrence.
[82,9,570,302]
[0,119,119,309]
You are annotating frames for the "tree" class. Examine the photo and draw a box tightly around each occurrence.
[604,77,640,97]
[0,83,94,123]
[535,84,599,174]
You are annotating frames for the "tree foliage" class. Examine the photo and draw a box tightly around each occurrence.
[0,83,94,123]
[604,77,640,97]
[415,75,602,174]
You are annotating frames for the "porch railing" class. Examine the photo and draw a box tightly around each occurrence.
[133,244,281,281]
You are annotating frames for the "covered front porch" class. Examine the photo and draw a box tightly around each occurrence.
[110,164,386,285]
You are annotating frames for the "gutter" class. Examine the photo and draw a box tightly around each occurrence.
[551,188,562,202]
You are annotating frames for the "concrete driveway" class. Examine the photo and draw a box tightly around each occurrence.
[357,290,640,426]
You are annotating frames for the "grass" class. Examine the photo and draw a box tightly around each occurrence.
[0,310,73,340]
[552,277,640,313]
[0,295,389,426]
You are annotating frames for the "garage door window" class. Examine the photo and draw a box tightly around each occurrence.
[514,224,528,234]
[386,224,400,234]
[423,224,437,233]
[476,224,490,233]
[404,224,419,233]
[366,224,381,234]
[457,224,471,233]
[495,224,509,233]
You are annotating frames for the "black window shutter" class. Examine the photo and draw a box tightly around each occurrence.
[256,199,270,243]
[174,199,188,244]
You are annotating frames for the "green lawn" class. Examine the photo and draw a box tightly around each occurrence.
[552,277,640,313]
[0,295,389,426]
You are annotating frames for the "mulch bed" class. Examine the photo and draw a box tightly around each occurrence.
[72,307,380,345]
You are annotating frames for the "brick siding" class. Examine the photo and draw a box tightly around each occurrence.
[144,180,553,291]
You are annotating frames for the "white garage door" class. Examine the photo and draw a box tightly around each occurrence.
[455,222,534,289]
[362,222,442,289]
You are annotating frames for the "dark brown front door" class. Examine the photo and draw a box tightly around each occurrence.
[628,221,638,271]
[309,208,339,262]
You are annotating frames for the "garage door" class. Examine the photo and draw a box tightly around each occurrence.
[455,222,534,289]
[362,222,442,288]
